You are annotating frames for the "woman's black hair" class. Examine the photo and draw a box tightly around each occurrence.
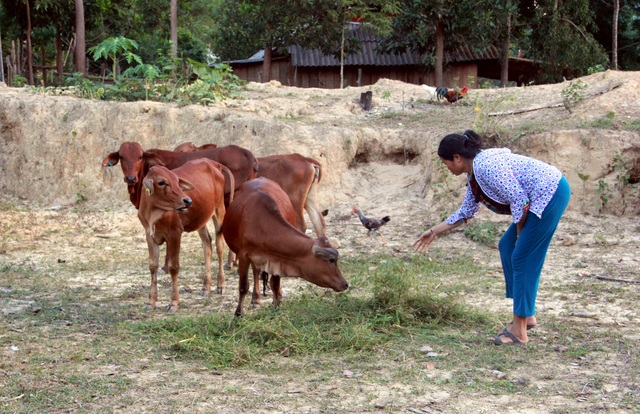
[437,129,483,161]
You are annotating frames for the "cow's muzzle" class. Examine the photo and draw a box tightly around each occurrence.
[177,198,192,212]
[124,176,137,184]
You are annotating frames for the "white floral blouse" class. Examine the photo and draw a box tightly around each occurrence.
[446,148,563,224]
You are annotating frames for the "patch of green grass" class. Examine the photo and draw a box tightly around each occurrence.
[623,117,640,131]
[463,221,505,246]
[129,254,493,368]
[378,110,404,119]
[275,114,301,122]
[3,372,133,412]
[1,285,148,413]
[591,117,616,129]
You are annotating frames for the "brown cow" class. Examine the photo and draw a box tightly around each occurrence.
[256,153,327,238]
[102,142,258,208]
[222,177,349,316]
[173,141,218,152]
[103,142,256,279]
[170,146,327,238]
[138,158,233,311]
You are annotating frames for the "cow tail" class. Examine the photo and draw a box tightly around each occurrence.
[221,165,235,204]
[311,160,322,183]
[253,158,259,178]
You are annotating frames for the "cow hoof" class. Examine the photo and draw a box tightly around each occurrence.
[234,311,243,317]
[166,305,177,313]
[216,288,224,294]
[145,304,155,311]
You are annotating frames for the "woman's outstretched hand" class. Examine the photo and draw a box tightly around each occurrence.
[413,229,435,253]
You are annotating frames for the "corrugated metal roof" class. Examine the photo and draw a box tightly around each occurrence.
[230,24,501,67]
[289,25,500,67]
[445,44,501,62]
[288,43,420,67]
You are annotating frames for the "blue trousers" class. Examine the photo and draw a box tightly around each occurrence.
[498,176,571,317]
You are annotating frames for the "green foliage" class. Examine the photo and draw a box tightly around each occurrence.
[593,154,636,214]
[89,36,144,83]
[463,221,504,246]
[5,0,640,89]
[11,75,28,87]
[626,118,640,131]
[174,60,244,106]
[611,152,637,213]
[561,79,587,113]
[31,45,245,104]
[121,64,163,100]
[63,73,104,99]
[588,64,606,75]
[380,1,495,69]
[211,0,398,61]
[525,0,610,83]
[122,64,161,81]
[596,178,610,213]
[577,171,590,203]
[472,92,517,140]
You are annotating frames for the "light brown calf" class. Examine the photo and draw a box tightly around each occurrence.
[137,158,233,311]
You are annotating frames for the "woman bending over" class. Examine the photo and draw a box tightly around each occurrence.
[413,130,571,345]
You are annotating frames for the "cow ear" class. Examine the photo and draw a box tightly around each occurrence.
[178,178,194,192]
[312,244,339,262]
[102,152,120,167]
[143,178,154,196]
[144,153,166,167]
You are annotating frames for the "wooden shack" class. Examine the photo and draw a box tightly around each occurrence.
[228,24,538,89]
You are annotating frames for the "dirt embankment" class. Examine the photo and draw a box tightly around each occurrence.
[1,70,639,218]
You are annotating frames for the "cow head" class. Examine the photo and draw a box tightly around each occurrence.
[103,142,170,209]
[102,142,146,185]
[102,142,169,183]
[308,241,349,292]
[143,166,194,213]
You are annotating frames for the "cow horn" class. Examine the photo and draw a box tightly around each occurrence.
[143,178,154,196]
[312,244,338,261]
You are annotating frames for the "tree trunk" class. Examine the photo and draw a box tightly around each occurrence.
[0,28,4,83]
[170,0,178,60]
[74,0,86,75]
[9,40,16,85]
[25,0,34,85]
[262,45,272,82]
[41,43,46,86]
[612,0,619,70]
[500,12,511,87]
[56,24,64,85]
[340,26,345,89]
[435,20,444,87]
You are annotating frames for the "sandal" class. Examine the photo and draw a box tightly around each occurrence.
[492,328,525,346]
